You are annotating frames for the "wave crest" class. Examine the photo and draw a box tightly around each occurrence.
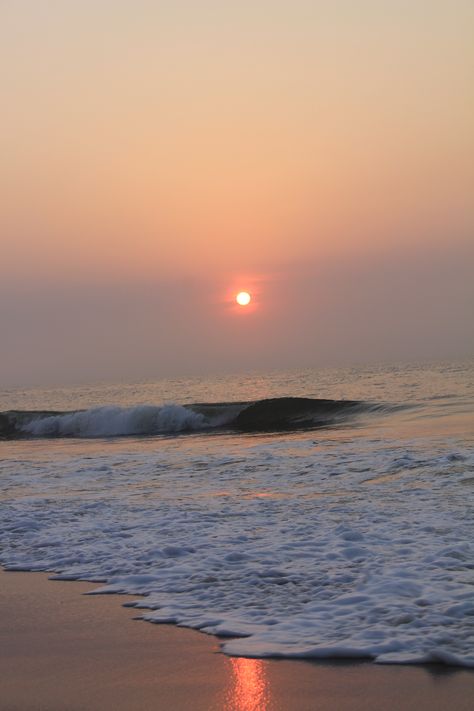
[0,397,376,440]
[24,404,206,438]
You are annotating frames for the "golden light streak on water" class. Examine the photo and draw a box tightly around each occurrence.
[225,658,271,711]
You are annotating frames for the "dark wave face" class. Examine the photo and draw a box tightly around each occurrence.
[0,397,383,440]
[231,397,367,431]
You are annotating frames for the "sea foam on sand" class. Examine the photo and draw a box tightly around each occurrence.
[1,434,473,667]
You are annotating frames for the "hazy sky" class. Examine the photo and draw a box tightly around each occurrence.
[1,1,473,385]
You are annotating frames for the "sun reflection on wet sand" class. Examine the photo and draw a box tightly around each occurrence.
[225,658,271,711]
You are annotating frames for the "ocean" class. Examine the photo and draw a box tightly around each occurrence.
[1,360,473,667]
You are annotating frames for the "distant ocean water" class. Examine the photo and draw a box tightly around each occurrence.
[1,360,473,667]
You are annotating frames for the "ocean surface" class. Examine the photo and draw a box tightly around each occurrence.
[1,360,473,667]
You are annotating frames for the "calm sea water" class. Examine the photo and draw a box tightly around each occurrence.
[1,360,473,666]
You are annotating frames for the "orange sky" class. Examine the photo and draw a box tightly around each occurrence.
[1,1,473,383]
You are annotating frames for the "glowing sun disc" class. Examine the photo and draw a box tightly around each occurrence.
[236,291,251,306]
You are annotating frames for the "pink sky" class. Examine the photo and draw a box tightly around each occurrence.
[1,1,473,384]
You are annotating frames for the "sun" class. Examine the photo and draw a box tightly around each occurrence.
[236,291,251,306]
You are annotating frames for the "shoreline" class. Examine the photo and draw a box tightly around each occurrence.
[1,569,473,710]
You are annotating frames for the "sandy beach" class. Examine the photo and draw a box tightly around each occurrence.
[1,570,473,711]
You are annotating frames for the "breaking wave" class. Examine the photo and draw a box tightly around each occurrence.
[0,397,382,439]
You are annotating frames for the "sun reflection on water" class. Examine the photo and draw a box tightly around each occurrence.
[225,658,270,711]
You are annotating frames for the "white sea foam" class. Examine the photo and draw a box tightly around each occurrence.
[22,404,207,438]
[1,432,473,667]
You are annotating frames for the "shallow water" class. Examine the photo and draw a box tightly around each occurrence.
[1,360,473,666]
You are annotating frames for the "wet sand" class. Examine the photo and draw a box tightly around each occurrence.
[0,570,473,711]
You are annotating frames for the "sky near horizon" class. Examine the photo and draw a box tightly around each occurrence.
[1,1,473,385]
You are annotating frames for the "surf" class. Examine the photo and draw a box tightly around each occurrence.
[0,397,381,440]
